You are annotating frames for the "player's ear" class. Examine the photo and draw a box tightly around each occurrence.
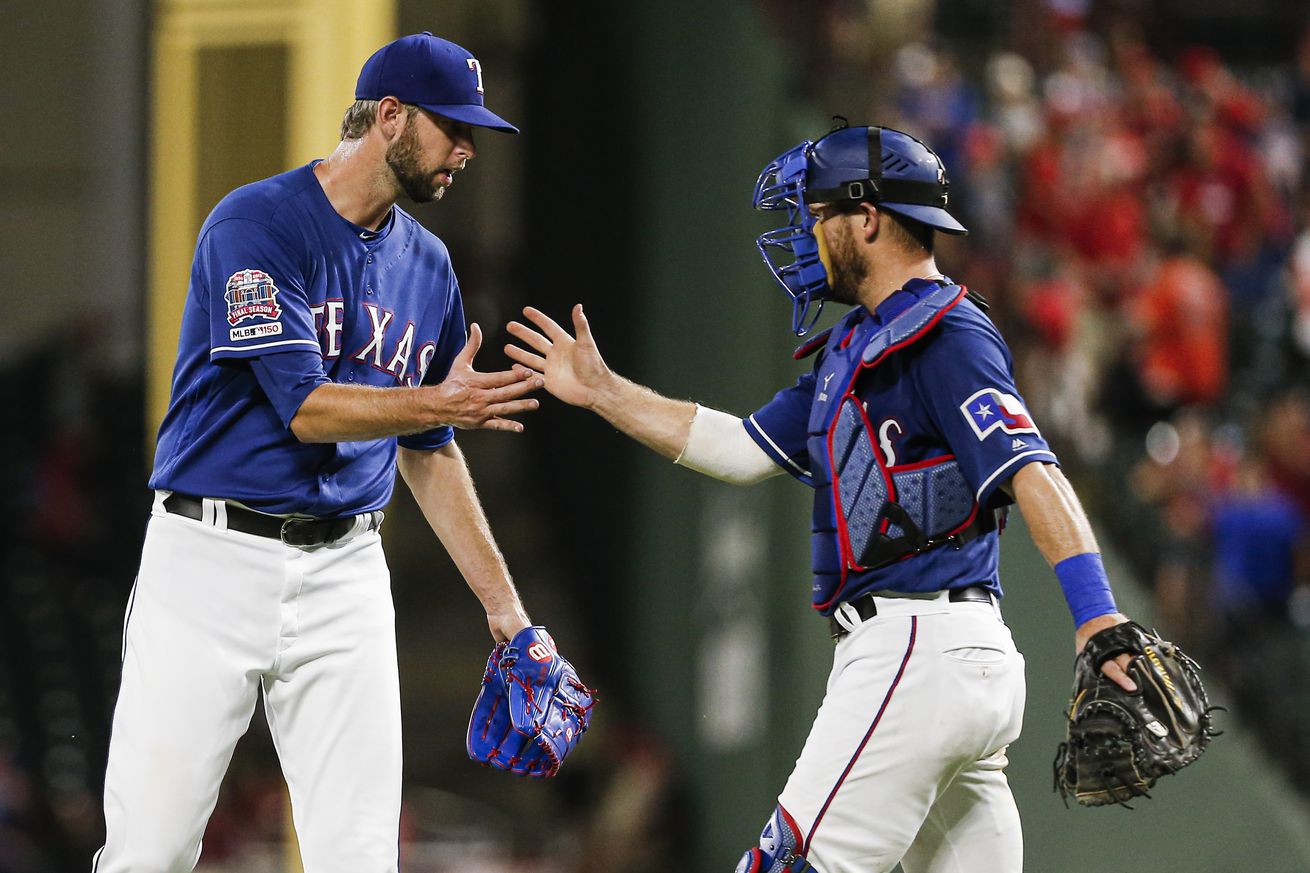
[375,97,409,141]
[859,202,880,243]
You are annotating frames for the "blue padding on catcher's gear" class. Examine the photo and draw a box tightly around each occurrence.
[829,393,976,572]
[860,282,963,366]
[833,398,888,563]
[736,806,820,873]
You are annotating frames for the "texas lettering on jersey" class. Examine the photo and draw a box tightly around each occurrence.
[310,299,438,387]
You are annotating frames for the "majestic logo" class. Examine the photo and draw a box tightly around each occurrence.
[961,388,1038,441]
[224,269,282,326]
[466,57,485,94]
[527,641,554,662]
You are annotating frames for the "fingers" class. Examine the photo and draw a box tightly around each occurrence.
[522,306,572,343]
[474,363,537,388]
[480,416,527,434]
[504,343,547,371]
[484,380,542,405]
[572,303,592,340]
[1101,655,1138,693]
[506,320,554,355]
[452,322,484,371]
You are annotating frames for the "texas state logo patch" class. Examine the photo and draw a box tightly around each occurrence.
[961,387,1038,440]
[224,269,282,327]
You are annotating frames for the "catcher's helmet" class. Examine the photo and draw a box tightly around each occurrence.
[753,123,967,335]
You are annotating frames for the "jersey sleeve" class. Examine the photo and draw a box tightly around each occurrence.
[397,275,467,452]
[197,218,321,362]
[915,326,1059,508]
[249,350,331,429]
[742,369,817,486]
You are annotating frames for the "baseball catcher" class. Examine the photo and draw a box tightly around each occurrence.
[467,625,596,777]
[1054,621,1219,807]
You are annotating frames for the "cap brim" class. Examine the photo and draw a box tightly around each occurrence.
[420,102,519,134]
[879,202,969,235]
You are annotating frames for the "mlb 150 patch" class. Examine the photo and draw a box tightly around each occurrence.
[229,322,284,342]
[225,269,282,326]
[960,387,1038,440]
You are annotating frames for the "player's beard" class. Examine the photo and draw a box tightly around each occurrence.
[386,115,445,204]
[826,219,867,305]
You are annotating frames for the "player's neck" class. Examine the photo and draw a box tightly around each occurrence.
[858,253,942,311]
[314,139,400,231]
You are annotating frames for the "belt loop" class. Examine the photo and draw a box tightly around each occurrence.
[834,602,861,636]
[151,490,171,516]
[212,499,228,531]
[200,497,217,527]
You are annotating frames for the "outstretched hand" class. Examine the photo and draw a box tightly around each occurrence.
[433,323,543,432]
[505,305,611,409]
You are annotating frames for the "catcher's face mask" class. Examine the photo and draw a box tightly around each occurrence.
[753,139,831,337]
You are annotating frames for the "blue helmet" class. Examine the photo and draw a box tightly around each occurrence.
[753,124,967,335]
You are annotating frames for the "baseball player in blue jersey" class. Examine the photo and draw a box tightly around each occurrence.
[506,124,1140,872]
[95,33,542,873]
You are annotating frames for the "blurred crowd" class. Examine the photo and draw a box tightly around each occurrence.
[857,6,1310,782]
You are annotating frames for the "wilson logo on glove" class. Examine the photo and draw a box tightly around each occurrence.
[466,625,596,778]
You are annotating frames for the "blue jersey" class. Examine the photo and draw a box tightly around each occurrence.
[149,163,467,517]
[744,280,1057,603]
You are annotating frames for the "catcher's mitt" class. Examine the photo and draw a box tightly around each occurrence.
[467,625,596,778]
[1054,621,1219,807]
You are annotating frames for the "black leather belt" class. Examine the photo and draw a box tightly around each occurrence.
[828,585,994,640]
[162,492,382,548]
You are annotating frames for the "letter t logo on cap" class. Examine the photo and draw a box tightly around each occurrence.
[466,58,485,95]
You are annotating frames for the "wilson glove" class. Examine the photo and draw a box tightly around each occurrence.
[1054,621,1219,807]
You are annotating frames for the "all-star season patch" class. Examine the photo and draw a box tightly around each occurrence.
[224,269,282,326]
[230,322,283,342]
[960,387,1038,440]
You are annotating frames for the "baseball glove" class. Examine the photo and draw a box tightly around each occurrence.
[467,625,596,778]
[1054,621,1219,807]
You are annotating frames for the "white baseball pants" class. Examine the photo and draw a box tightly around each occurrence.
[94,494,402,873]
[777,593,1027,873]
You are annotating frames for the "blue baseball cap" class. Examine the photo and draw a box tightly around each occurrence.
[355,32,519,134]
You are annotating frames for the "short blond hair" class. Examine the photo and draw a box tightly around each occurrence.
[339,99,418,140]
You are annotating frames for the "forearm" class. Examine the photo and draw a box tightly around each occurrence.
[291,382,446,442]
[1011,462,1100,564]
[1012,462,1123,632]
[585,371,698,461]
[397,444,527,624]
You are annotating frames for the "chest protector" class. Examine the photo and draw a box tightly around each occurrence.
[803,283,997,612]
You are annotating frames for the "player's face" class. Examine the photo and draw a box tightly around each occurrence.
[386,110,476,204]
[810,205,867,305]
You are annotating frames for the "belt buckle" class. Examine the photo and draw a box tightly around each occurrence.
[280,518,315,548]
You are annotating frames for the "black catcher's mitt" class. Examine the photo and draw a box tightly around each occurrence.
[1054,621,1219,807]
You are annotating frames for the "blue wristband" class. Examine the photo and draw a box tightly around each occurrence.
[1054,553,1117,626]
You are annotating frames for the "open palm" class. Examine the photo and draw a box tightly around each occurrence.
[504,305,610,409]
